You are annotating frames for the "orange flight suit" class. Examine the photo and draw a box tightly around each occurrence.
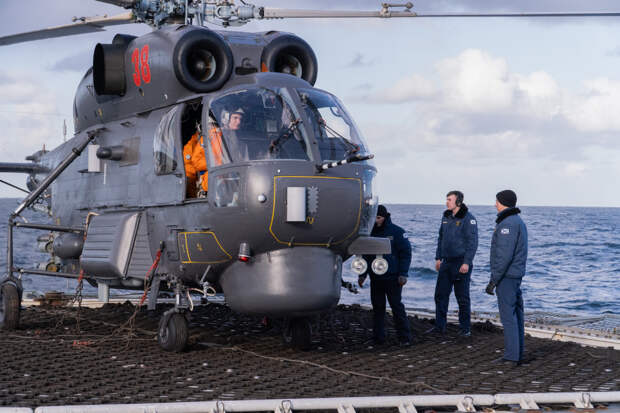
[183,133,200,198]
[183,129,225,196]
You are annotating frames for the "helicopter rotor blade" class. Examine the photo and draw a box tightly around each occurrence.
[260,8,620,20]
[94,0,138,8]
[260,8,413,19]
[0,11,136,47]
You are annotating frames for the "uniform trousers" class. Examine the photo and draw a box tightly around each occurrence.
[434,259,472,332]
[496,277,524,361]
[370,277,412,342]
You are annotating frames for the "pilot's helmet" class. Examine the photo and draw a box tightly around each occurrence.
[231,107,245,117]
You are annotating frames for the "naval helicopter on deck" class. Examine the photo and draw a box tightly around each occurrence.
[1,1,619,352]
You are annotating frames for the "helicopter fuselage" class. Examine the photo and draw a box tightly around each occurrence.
[42,67,382,316]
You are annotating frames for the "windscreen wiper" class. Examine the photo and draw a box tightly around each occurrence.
[269,119,302,153]
[316,152,374,172]
[318,118,360,155]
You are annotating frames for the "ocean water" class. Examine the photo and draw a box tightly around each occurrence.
[341,204,620,317]
[0,199,618,317]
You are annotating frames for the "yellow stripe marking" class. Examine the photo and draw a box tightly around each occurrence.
[269,175,362,246]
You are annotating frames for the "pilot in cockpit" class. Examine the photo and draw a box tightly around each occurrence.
[226,108,244,131]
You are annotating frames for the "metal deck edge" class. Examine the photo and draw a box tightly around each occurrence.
[18,391,620,413]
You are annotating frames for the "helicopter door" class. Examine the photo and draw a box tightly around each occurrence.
[150,105,185,204]
[179,101,206,199]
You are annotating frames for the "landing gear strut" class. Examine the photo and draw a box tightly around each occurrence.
[0,282,20,330]
[283,317,312,351]
[157,276,190,352]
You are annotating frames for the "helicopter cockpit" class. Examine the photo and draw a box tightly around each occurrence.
[205,86,370,166]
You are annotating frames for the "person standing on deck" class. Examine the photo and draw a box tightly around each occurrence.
[358,205,413,346]
[486,189,528,366]
[428,190,478,337]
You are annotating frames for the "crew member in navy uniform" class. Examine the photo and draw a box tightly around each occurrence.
[486,190,528,366]
[428,190,478,336]
[358,205,413,346]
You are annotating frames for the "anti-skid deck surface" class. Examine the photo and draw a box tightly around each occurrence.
[0,303,618,408]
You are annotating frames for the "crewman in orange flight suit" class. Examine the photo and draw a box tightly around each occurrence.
[183,125,227,197]
[183,132,201,198]
[183,110,242,197]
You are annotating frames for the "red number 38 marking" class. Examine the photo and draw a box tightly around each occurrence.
[131,45,152,87]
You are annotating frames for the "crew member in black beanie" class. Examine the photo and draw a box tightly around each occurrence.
[358,205,413,346]
[487,190,528,366]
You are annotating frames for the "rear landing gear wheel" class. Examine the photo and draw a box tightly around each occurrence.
[0,283,20,330]
[158,312,189,352]
[284,317,312,351]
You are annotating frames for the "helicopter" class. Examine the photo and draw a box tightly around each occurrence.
[1,0,619,352]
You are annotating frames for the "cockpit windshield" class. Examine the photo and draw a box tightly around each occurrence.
[207,87,311,165]
[297,88,369,162]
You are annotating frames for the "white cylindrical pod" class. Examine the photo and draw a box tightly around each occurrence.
[286,186,307,222]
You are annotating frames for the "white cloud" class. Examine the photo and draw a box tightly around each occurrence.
[514,71,562,120]
[563,162,587,177]
[564,77,620,132]
[437,49,515,113]
[370,73,436,103]
[0,72,63,160]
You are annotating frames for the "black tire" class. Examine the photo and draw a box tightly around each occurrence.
[158,313,189,352]
[261,35,318,85]
[290,318,312,351]
[173,29,234,93]
[0,283,20,330]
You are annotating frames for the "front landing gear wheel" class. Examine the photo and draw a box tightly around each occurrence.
[284,317,312,351]
[158,312,189,352]
[0,283,20,330]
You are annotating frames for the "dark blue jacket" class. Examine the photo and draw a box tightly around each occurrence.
[364,216,412,279]
[435,204,478,266]
[490,207,528,284]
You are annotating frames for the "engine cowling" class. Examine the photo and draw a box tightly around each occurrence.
[261,34,318,85]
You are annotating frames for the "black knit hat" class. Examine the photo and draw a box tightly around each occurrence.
[496,190,517,208]
[377,204,390,218]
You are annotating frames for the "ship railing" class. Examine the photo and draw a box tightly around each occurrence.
[2,391,616,413]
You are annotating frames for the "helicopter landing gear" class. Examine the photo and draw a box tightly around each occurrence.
[158,310,189,352]
[0,282,20,330]
[157,276,191,352]
[283,317,312,351]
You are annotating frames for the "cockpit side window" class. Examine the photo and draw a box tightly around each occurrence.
[205,111,233,168]
[208,87,311,162]
[153,106,180,175]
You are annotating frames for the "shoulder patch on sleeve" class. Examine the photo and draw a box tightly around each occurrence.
[500,228,510,235]
[470,219,476,225]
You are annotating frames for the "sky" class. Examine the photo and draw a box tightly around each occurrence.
[1,0,620,206]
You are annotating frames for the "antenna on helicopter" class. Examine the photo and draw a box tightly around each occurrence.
[63,120,67,143]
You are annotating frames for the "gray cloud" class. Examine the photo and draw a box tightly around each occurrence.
[49,50,92,72]
[606,46,620,56]
[345,52,375,68]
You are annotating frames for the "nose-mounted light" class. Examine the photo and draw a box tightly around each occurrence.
[350,255,367,275]
[371,256,388,275]
[238,242,251,262]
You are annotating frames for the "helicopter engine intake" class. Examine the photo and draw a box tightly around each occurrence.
[173,29,234,93]
[93,34,137,96]
[261,34,318,85]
